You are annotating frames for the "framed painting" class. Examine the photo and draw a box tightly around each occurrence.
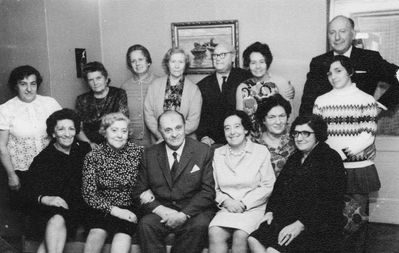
[171,20,239,74]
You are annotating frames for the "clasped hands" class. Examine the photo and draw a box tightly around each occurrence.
[110,206,137,223]
[153,205,187,229]
[221,198,246,213]
[40,196,69,209]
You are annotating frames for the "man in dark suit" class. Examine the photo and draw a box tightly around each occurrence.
[299,15,399,116]
[136,110,215,253]
[196,43,251,145]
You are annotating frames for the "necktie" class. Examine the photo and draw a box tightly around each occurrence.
[171,151,179,179]
[221,76,227,92]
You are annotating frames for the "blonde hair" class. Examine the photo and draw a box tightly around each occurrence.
[99,112,130,136]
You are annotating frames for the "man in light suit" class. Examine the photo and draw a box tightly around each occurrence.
[299,15,399,116]
[196,43,251,146]
[136,110,215,253]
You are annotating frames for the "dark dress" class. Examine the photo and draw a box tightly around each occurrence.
[250,142,346,252]
[22,140,91,237]
[75,86,129,144]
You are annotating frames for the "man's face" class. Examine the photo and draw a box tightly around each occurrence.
[159,113,185,150]
[328,17,355,55]
[212,45,233,74]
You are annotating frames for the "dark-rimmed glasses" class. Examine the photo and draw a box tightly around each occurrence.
[291,130,315,138]
[211,52,232,60]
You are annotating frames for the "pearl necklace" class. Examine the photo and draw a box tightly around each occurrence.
[228,141,247,157]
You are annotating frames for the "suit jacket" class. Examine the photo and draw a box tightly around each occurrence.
[299,47,399,116]
[196,68,251,144]
[144,76,202,142]
[135,138,215,217]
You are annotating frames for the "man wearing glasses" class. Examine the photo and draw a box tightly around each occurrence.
[196,43,251,146]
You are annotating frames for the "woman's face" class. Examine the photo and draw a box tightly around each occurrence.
[327,61,352,89]
[293,123,317,154]
[249,52,268,79]
[168,53,186,79]
[263,105,288,136]
[130,50,150,75]
[224,115,248,148]
[87,71,108,94]
[53,119,76,150]
[16,74,38,103]
[105,120,128,150]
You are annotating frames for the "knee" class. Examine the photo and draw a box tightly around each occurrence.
[47,214,65,229]
[208,227,229,244]
[87,228,107,241]
[138,214,159,234]
[232,230,248,245]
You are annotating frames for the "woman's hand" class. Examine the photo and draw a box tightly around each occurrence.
[89,142,100,150]
[41,196,69,209]
[261,212,273,225]
[222,198,246,213]
[8,173,20,190]
[200,136,215,146]
[278,220,305,246]
[110,206,137,223]
[140,189,155,204]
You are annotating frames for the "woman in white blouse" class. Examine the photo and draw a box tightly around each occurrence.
[0,65,61,196]
[208,110,276,253]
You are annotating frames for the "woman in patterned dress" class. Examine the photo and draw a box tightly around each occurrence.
[82,112,143,253]
[76,62,129,147]
[254,94,296,177]
[0,65,61,206]
[144,47,202,143]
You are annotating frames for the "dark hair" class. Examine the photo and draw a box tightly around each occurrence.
[243,42,273,70]
[290,114,328,142]
[224,110,253,136]
[82,61,110,84]
[46,109,81,137]
[255,94,292,123]
[126,44,152,71]
[8,65,43,93]
[157,110,186,130]
[328,55,355,76]
[162,47,190,75]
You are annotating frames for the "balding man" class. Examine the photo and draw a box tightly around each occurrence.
[196,43,251,146]
[299,15,399,116]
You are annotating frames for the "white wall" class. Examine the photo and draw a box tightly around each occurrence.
[99,0,328,117]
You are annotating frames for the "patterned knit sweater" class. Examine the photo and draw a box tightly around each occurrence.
[313,84,378,169]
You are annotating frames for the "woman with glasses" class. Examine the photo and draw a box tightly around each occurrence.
[313,55,380,251]
[248,114,346,253]
[144,47,202,143]
[236,42,295,139]
[254,94,295,177]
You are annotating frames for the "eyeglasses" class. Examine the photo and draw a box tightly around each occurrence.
[211,52,232,59]
[291,130,315,138]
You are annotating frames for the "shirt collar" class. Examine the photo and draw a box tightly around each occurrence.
[334,46,352,57]
[165,139,186,158]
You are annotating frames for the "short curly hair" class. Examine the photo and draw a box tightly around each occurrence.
[82,61,110,85]
[224,110,253,136]
[290,114,328,143]
[255,94,292,123]
[161,47,190,75]
[8,65,43,93]
[98,112,130,136]
[46,109,81,137]
[243,42,273,70]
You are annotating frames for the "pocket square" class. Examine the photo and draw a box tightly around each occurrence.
[355,70,367,74]
[191,165,200,173]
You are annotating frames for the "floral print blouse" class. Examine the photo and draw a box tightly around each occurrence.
[82,141,143,214]
[163,77,184,111]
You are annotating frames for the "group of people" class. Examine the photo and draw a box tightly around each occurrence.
[0,14,398,253]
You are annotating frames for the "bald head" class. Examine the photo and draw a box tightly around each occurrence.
[328,15,356,54]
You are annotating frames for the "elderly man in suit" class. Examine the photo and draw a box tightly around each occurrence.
[136,110,215,253]
[196,43,251,146]
[299,15,399,116]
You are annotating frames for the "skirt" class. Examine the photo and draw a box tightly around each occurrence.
[346,164,381,194]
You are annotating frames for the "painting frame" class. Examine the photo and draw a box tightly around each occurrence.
[171,20,239,74]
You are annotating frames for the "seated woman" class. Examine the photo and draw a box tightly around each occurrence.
[22,108,91,253]
[254,94,296,177]
[144,47,202,143]
[76,61,129,147]
[248,115,346,253]
[208,111,276,253]
[236,42,295,138]
[82,112,143,253]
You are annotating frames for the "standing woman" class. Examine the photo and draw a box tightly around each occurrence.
[22,109,91,253]
[209,111,275,253]
[144,47,202,143]
[76,62,129,147]
[0,65,61,195]
[121,44,157,146]
[236,42,295,138]
[82,112,142,253]
[313,55,380,251]
[254,94,295,177]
